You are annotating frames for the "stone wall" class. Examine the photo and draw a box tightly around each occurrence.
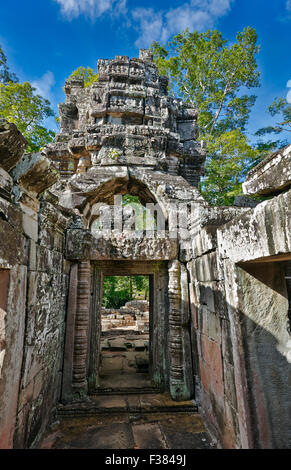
[188,183,291,448]
[0,120,71,449]
[188,205,248,448]
[13,195,71,449]
[217,190,291,449]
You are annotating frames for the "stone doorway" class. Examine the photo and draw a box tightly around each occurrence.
[87,261,169,395]
[61,258,194,403]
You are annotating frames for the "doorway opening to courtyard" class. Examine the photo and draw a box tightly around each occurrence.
[98,275,151,391]
[88,261,169,395]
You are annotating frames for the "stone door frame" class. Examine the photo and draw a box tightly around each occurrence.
[61,258,194,403]
[87,260,169,394]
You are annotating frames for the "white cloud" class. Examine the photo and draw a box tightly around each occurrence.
[53,0,234,47]
[133,0,234,47]
[54,0,127,20]
[287,0,291,12]
[31,71,56,101]
[131,9,165,46]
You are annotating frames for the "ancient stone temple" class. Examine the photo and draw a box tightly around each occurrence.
[0,49,290,449]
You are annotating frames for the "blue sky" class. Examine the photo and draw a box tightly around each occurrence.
[0,0,290,141]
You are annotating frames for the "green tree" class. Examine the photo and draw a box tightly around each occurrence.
[0,81,55,152]
[102,276,149,308]
[67,66,98,87]
[204,130,258,205]
[151,27,261,205]
[0,44,18,84]
[255,97,291,150]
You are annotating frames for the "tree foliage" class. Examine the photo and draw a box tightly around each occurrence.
[151,27,261,205]
[255,97,291,151]
[0,44,18,85]
[0,81,55,152]
[204,130,259,205]
[102,276,149,309]
[68,66,98,87]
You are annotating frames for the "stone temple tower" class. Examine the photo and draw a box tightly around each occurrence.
[45,49,206,186]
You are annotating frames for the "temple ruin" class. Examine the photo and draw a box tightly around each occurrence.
[0,49,290,449]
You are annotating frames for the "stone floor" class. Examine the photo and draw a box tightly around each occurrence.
[40,394,215,450]
[98,372,153,390]
[99,332,151,390]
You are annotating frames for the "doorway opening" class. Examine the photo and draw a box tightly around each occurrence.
[88,261,168,396]
[98,275,152,391]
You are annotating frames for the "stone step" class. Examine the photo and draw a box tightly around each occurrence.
[57,393,198,417]
[134,340,147,351]
[108,339,128,351]
[135,355,149,372]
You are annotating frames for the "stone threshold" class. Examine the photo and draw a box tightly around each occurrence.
[93,386,160,395]
[57,393,198,417]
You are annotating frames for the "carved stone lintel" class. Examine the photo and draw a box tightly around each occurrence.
[72,261,91,394]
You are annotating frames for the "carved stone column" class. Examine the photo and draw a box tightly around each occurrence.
[61,263,78,403]
[72,260,91,395]
[168,260,193,400]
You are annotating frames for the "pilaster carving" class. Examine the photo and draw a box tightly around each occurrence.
[168,260,184,398]
[168,260,193,400]
[72,261,91,393]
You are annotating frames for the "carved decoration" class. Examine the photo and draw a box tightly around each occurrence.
[72,261,91,393]
[168,261,184,396]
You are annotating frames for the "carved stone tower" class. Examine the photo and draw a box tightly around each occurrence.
[45,49,206,186]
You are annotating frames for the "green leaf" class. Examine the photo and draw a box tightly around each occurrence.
[0,81,55,152]
[0,43,18,85]
[67,66,98,87]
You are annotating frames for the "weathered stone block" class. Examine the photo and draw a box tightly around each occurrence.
[177,120,198,142]
[223,400,240,449]
[223,362,237,410]
[0,167,13,197]
[0,120,27,172]
[29,240,37,271]
[200,346,224,405]
[243,145,291,196]
[0,218,23,266]
[12,152,59,196]
[21,207,38,242]
[221,319,234,366]
[193,252,219,282]
[36,246,63,274]
[0,265,26,449]
[207,309,222,343]
[66,229,178,261]
[194,281,226,318]
[218,190,291,263]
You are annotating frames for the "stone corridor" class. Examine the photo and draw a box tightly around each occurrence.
[0,48,290,449]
